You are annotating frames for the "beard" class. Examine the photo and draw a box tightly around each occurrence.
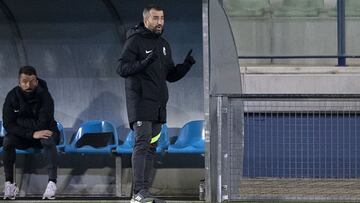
[21,89,36,100]
[147,23,163,34]
[153,26,163,34]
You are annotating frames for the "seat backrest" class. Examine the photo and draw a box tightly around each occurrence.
[57,122,66,146]
[122,130,135,148]
[0,121,5,147]
[0,121,5,138]
[72,120,118,148]
[174,120,204,147]
[157,124,170,150]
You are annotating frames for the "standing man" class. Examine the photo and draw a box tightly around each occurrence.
[2,66,59,200]
[117,4,196,203]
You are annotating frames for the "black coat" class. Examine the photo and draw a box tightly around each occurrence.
[2,78,59,139]
[117,23,193,129]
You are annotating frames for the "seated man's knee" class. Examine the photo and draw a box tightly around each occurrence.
[40,137,56,148]
[2,136,16,150]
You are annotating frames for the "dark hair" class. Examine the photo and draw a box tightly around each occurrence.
[19,65,37,77]
[143,4,164,18]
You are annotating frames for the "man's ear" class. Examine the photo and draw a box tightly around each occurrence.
[143,18,147,27]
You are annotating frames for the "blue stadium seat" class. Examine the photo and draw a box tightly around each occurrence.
[15,147,41,154]
[0,121,5,154]
[116,124,169,154]
[65,120,118,154]
[16,122,66,154]
[116,130,135,154]
[56,122,66,152]
[156,124,170,153]
[167,120,205,154]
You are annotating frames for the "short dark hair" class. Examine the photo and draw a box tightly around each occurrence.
[19,65,37,77]
[143,4,164,18]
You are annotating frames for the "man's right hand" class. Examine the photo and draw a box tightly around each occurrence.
[33,130,53,139]
[141,50,158,66]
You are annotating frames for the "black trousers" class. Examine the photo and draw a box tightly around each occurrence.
[132,121,161,194]
[2,132,59,183]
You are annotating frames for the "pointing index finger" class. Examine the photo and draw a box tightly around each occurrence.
[186,49,193,57]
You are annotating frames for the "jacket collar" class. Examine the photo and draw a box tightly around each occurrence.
[126,22,163,39]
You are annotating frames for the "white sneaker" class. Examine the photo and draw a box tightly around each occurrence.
[3,181,19,200]
[130,190,156,203]
[42,181,57,200]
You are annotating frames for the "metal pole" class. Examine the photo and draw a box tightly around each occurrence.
[203,0,211,202]
[337,0,346,66]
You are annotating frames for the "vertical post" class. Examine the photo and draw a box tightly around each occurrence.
[337,0,346,66]
[115,156,122,197]
[203,0,211,202]
[218,96,230,202]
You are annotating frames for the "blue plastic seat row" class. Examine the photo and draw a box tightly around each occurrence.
[116,120,205,154]
[116,124,170,154]
[0,120,205,155]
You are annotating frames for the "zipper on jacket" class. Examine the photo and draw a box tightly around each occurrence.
[157,38,163,72]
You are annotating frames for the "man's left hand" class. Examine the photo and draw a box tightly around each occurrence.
[184,49,196,65]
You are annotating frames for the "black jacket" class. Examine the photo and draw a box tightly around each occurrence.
[2,78,59,139]
[117,22,193,128]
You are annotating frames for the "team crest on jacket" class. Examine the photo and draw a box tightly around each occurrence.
[163,47,166,56]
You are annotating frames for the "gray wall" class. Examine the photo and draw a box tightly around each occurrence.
[223,0,360,65]
[0,0,204,137]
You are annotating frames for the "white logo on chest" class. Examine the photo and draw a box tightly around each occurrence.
[163,47,166,56]
[145,50,152,54]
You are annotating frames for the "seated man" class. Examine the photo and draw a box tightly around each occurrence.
[2,66,59,200]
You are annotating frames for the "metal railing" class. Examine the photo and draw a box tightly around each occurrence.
[211,94,360,201]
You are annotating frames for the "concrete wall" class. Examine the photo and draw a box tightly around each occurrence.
[241,66,360,94]
[224,0,360,65]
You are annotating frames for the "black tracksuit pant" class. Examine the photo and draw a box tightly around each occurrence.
[2,133,59,183]
[132,121,161,194]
